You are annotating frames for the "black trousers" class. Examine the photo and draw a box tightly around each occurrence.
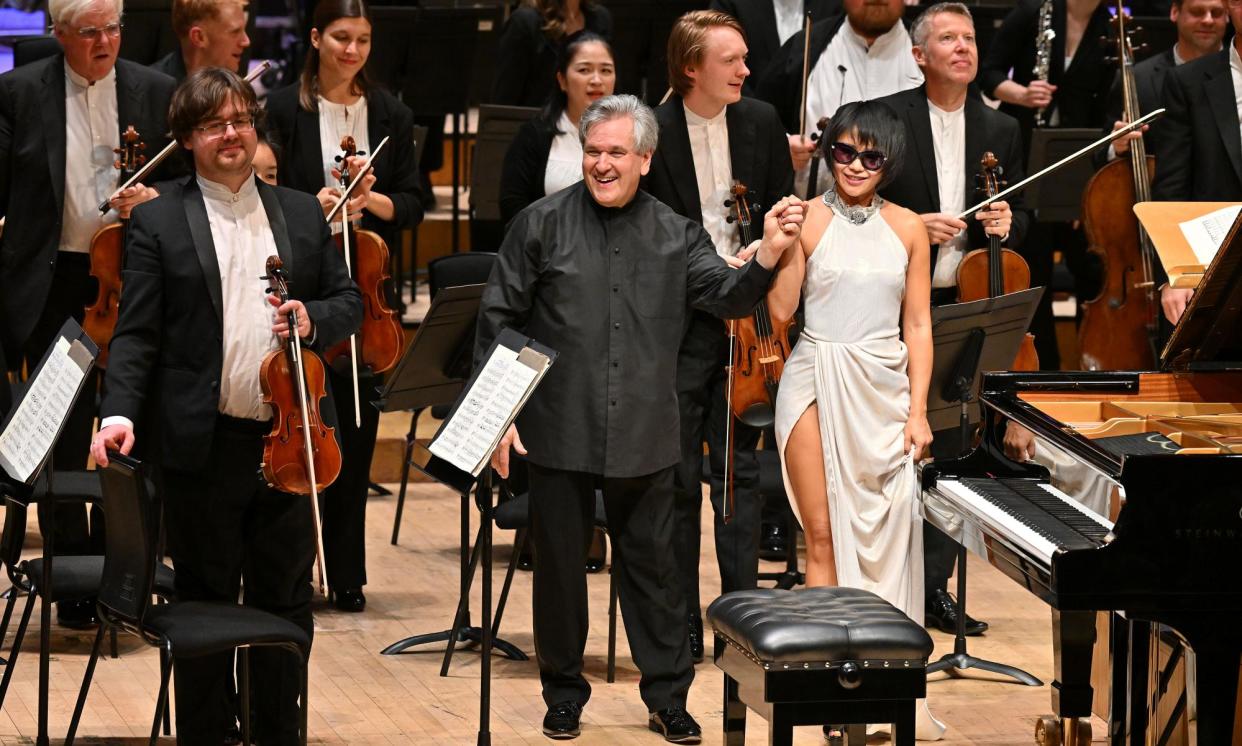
[528,462,694,712]
[321,365,380,591]
[162,417,314,746]
[672,314,761,619]
[19,252,100,556]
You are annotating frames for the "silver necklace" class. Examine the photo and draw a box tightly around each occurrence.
[823,186,882,225]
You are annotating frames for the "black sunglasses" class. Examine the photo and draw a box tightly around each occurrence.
[830,142,887,172]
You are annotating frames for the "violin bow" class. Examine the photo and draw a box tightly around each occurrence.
[325,135,390,223]
[956,109,1163,219]
[99,61,271,213]
[335,139,363,428]
[798,11,812,140]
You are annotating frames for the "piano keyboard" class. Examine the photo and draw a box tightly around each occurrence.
[926,478,1114,566]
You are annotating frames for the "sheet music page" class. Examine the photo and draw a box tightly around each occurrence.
[0,338,88,483]
[429,346,545,476]
[1178,204,1242,266]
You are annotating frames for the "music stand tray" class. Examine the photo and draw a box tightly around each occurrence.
[923,288,1045,688]
[1025,128,1103,223]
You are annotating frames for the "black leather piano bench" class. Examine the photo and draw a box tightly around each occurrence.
[707,587,933,746]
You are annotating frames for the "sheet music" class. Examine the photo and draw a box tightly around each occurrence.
[1178,204,1242,266]
[429,345,548,476]
[0,338,89,482]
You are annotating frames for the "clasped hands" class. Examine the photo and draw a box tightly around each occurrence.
[724,195,807,268]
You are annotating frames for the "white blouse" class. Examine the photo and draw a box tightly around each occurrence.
[543,111,585,197]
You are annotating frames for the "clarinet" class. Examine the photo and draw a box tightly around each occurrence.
[1033,0,1056,126]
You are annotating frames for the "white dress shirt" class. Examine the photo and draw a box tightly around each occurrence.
[773,0,804,46]
[318,96,371,190]
[101,175,283,432]
[544,111,585,197]
[928,101,968,288]
[685,103,741,258]
[802,21,923,192]
[60,62,120,253]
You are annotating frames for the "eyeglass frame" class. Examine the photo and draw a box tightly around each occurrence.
[193,113,259,139]
[829,141,888,172]
[56,21,124,39]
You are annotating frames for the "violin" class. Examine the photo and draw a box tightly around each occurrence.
[84,125,145,368]
[955,152,1040,370]
[803,116,832,201]
[1077,0,1160,371]
[325,136,404,427]
[721,181,794,521]
[259,255,337,594]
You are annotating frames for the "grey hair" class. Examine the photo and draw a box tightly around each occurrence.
[910,2,972,48]
[49,0,124,25]
[579,94,659,155]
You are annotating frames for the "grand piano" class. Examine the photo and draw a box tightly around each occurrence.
[920,221,1242,745]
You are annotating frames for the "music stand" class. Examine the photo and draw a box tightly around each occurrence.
[1025,128,1102,222]
[923,288,1045,687]
[376,284,526,668]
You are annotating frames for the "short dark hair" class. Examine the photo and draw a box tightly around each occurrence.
[169,66,261,144]
[823,100,906,190]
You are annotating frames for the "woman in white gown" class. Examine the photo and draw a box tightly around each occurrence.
[768,101,945,741]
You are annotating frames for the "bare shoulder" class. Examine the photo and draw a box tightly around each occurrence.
[799,197,832,256]
[881,202,926,247]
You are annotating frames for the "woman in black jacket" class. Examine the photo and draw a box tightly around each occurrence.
[499,31,616,225]
[265,0,422,612]
[491,0,613,107]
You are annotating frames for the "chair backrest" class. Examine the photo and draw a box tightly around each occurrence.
[96,454,158,635]
[427,252,497,301]
[0,496,28,584]
[13,36,61,68]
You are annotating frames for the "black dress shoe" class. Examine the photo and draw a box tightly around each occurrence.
[333,588,367,613]
[759,521,789,561]
[585,527,606,573]
[648,706,702,743]
[56,598,98,630]
[542,701,582,739]
[687,613,704,663]
[925,588,988,636]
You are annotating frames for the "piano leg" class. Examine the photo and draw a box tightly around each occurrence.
[1049,609,1097,744]
[1123,619,1150,746]
[1187,641,1240,745]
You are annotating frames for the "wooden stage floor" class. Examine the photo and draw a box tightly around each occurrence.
[0,475,1105,744]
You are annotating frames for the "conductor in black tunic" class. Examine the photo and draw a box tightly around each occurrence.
[478,94,805,742]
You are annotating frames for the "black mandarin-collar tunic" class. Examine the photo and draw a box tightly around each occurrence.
[476,182,774,478]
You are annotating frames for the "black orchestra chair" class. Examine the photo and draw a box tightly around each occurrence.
[65,455,311,746]
[0,470,177,712]
[391,251,497,545]
[12,36,62,68]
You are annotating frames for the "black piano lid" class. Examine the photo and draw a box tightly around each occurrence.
[1162,205,1242,371]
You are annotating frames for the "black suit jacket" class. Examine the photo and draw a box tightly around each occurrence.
[1094,47,1175,165]
[1152,48,1242,203]
[264,84,424,254]
[644,95,795,229]
[150,50,188,84]
[978,0,1113,138]
[708,0,841,98]
[755,12,846,134]
[0,55,177,364]
[101,176,362,470]
[499,115,558,226]
[876,86,1030,273]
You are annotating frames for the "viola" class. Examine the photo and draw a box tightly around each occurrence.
[1077,1,1160,371]
[721,181,794,521]
[955,152,1040,370]
[324,136,404,427]
[259,255,337,593]
[84,125,145,368]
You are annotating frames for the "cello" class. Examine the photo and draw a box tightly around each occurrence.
[259,256,340,595]
[83,125,145,368]
[324,136,404,427]
[1077,1,1160,370]
[721,181,794,521]
[955,152,1040,370]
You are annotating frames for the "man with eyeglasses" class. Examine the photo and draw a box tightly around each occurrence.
[91,67,360,745]
[874,2,1027,637]
[152,0,252,83]
[0,0,176,627]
